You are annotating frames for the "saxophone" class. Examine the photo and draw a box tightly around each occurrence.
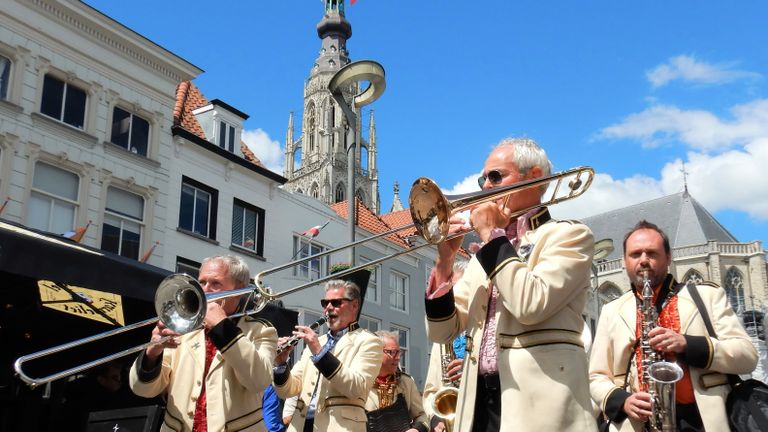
[639,271,683,432]
[431,343,459,432]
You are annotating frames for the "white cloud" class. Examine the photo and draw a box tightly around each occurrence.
[551,173,664,220]
[598,99,768,151]
[554,138,768,222]
[661,139,768,220]
[242,128,284,174]
[442,172,482,196]
[646,55,760,88]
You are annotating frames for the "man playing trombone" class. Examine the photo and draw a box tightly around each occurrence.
[273,272,382,432]
[129,255,278,431]
[424,137,597,432]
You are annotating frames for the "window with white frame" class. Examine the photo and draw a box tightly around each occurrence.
[360,256,379,303]
[293,236,328,280]
[179,177,217,239]
[358,315,380,332]
[232,199,265,256]
[389,271,409,312]
[40,74,86,129]
[0,54,10,100]
[218,120,236,153]
[111,107,150,156]
[101,187,144,259]
[390,324,409,371]
[28,162,79,234]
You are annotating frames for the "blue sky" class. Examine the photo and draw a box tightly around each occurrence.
[86,0,768,244]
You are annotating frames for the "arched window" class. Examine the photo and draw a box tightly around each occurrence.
[724,267,745,314]
[356,189,366,204]
[310,183,319,199]
[683,269,704,285]
[293,146,302,171]
[335,183,345,203]
[307,105,316,153]
[295,188,303,194]
[597,283,623,316]
[360,144,369,174]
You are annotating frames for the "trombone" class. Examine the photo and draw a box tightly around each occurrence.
[13,166,593,387]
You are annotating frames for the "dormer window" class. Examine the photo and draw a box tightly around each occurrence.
[218,120,236,153]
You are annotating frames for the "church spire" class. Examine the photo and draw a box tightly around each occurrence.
[390,181,404,212]
[284,111,294,177]
[313,0,352,76]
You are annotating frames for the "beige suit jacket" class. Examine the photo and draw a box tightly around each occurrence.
[364,372,429,431]
[589,281,758,431]
[129,317,277,432]
[426,212,597,432]
[422,343,445,422]
[275,326,383,432]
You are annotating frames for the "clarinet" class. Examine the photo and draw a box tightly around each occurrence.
[276,315,328,354]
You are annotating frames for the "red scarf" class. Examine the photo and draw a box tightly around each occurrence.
[634,287,694,404]
[192,336,217,432]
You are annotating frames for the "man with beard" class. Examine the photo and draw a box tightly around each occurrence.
[589,220,757,431]
[273,275,382,432]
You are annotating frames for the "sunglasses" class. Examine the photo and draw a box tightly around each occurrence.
[477,169,507,188]
[383,349,401,358]
[320,298,353,308]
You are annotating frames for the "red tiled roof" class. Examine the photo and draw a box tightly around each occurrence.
[240,141,266,168]
[174,81,265,168]
[173,81,208,138]
[331,199,469,258]
[330,198,411,249]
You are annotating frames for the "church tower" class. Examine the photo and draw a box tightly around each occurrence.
[283,0,380,213]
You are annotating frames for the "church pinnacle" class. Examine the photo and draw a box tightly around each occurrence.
[282,0,381,214]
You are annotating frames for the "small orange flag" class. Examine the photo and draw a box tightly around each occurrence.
[0,196,9,216]
[140,241,159,263]
[64,220,92,243]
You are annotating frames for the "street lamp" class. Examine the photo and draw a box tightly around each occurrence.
[328,60,386,264]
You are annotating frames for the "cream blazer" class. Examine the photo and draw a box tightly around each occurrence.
[275,327,383,432]
[427,216,598,432]
[129,318,277,432]
[589,282,758,431]
[364,372,429,431]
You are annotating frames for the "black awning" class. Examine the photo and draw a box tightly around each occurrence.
[0,219,171,303]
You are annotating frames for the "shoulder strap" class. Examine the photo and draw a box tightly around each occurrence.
[686,281,743,387]
[686,281,717,337]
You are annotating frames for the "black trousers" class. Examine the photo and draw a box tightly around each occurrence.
[676,403,704,432]
[302,417,314,432]
[472,373,501,432]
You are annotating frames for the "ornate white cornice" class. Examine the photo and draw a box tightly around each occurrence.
[23,0,201,83]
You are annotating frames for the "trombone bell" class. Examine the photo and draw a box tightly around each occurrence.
[155,274,206,334]
[408,166,595,244]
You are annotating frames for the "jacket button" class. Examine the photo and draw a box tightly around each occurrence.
[470,356,477,363]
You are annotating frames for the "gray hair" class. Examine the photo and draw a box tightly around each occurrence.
[494,137,553,177]
[202,255,251,287]
[324,279,361,302]
[375,330,399,345]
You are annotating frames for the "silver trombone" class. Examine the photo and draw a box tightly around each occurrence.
[13,166,594,387]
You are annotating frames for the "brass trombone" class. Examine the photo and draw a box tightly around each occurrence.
[13,166,593,387]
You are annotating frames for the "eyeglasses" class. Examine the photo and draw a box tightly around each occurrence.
[320,298,353,308]
[477,169,507,188]
[383,349,401,358]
